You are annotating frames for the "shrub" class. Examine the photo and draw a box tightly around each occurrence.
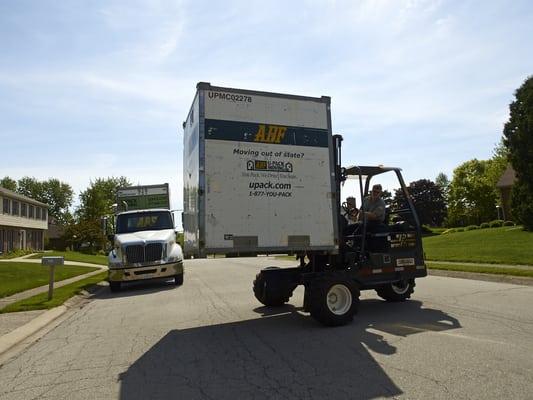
[0,249,34,259]
[480,222,490,229]
[503,221,516,226]
[489,220,504,228]
[465,225,479,231]
[456,228,465,232]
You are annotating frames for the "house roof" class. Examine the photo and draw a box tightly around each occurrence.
[496,165,517,188]
[0,187,48,207]
[47,223,65,239]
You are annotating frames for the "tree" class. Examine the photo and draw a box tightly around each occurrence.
[486,139,509,193]
[63,219,103,252]
[392,179,446,226]
[435,172,450,201]
[381,189,392,207]
[16,177,43,198]
[76,177,131,222]
[446,159,498,226]
[503,76,533,230]
[16,177,74,224]
[0,176,17,191]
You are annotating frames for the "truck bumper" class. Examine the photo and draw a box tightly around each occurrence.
[108,261,183,282]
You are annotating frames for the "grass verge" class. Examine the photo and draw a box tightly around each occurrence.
[427,262,533,278]
[0,263,99,298]
[0,271,107,313]
[29,251,107,265]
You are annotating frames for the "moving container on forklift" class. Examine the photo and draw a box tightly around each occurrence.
[182,82,339,258]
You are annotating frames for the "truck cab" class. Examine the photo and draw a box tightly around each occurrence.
[107,208,184,291]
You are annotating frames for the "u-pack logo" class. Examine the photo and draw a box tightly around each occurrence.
[254,125,287,144]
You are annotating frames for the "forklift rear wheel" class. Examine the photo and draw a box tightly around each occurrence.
[109,281,121,292]
[253,269,295,307]
[376,279,415,302]
[308,278,359,326]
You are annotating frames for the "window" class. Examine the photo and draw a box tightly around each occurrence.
[116,211,173,234]
[21,203,27,217]
[2,198,9,214]
[36,207,41,219]
[42,208,47,220]
[29,205,34,218]
[12,201,19,216]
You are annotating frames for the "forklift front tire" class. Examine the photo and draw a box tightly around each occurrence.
[308,278,359,326]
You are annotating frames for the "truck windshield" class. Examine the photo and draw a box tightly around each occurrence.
[116,211,173,234]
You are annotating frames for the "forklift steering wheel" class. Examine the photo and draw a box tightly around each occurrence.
[341,202,358,217]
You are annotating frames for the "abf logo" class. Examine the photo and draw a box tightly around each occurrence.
[254,125,287,144]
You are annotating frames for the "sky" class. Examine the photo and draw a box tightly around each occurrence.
[1,0,532,212]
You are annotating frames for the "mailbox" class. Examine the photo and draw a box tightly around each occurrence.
[42,256,64,266]
[41,256,64,300]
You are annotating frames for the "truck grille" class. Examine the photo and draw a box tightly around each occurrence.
[124,243,163,264]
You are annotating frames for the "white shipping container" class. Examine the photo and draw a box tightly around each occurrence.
[182,83,338,257]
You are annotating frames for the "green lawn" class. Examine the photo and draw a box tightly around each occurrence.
[0,271,107,313]
[423,226,533,265]
[29,251,107,265]
[0,262,99,298]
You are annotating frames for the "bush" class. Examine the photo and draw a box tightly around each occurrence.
[503,221,516,226]
[480,222,490,229]
[465,225,479,231]
[456,228,465,232]
[489,220,504,228]
[0,249,35,259]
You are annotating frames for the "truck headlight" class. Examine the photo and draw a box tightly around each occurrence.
[113,246,122,260]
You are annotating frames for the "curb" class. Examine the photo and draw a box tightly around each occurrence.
[0,306,66,357]
[428,268,533,286]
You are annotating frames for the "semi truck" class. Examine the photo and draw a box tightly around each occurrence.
[106,184,184,291]
[183,83,426,326]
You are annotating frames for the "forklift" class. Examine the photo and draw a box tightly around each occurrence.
[252,135,427,326]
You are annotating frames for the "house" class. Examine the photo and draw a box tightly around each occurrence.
[496,165,517,221]
[0,187,48,253]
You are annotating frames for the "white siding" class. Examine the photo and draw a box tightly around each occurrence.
[0,214,47,229]
[0,194,48,230]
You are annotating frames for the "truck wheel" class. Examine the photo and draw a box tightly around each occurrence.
[375,279,415,302]
[307,278,359,326]
[109,281,121,292]
[253,269,295,307]
[174,274,184,286]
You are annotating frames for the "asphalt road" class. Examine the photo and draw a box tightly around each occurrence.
[0,257,532,400]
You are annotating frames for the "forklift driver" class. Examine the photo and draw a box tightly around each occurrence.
[359,184,386,228]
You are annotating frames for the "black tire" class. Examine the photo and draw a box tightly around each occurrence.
[109,281,121,292]
[307,278,359,326]
[174,273,184,286]
[376,279,415,302]
[253,268,295,307]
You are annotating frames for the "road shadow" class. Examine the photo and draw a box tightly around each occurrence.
[118,300,460,400]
